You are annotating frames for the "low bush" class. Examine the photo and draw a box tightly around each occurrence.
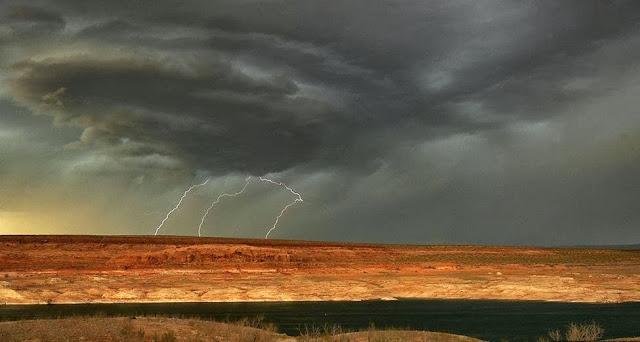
[539,321,604,342]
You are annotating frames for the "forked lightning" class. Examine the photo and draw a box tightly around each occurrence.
[197,176,252,237]
[258,177,303,239]
[154,177,211,235]
[155,175,303,239]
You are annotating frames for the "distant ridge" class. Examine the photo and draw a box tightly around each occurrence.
[2,235,639,250]
[564,244,640,250]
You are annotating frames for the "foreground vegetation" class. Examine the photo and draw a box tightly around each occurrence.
[0,316,482,342]
[539,321,604,342]
[1,315,638,342]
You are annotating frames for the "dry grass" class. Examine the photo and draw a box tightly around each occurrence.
[0,316,289,342]
[297,323,349,342]
[539,321,604,342]
[0,316,484,342]
[296,323,482,342]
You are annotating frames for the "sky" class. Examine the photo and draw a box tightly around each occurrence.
[0,0,639,245]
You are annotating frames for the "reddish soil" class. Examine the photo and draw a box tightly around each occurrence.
[0,235,639,304]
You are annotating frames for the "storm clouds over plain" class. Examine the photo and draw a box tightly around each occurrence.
[0,1,639,245]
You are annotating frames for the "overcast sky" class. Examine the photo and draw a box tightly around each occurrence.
[0,0,639,245]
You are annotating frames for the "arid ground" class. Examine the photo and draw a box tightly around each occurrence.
[0,316,485,342]
[1,235,639,304]
[2,316,639,342]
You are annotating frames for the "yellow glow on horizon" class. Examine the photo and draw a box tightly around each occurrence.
[0,212,20,234]
[0,211,74,235]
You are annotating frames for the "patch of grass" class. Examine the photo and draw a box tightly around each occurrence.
[151,330,178,342]
[160,330,177,342]
[119,319,134,336]
[298,323,348,341]
[545,329,562,342]
[565,322,604,341]
[366,324,386,342]
[539,321,604,342]
[229,314,278,333]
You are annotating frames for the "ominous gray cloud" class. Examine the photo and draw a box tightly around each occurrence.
[6,56,335,175]
[0,0,639,245]
[4,4,65,35]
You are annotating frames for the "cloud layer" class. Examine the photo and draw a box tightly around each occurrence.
[1,0,639,245]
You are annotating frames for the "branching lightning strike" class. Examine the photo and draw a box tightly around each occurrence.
[259,177,303,239]
[154,177,211,235]
[197,176,252,237]
[154,175,304,239]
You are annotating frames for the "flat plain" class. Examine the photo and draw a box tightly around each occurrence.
[1,235,639,304]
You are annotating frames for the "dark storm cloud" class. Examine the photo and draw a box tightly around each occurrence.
[1,4,65,37]
[6,56,338,174]
[6,5,64,26]
[7,0,639,175]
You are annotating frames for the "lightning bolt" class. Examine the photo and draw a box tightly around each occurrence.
[259,177,303,239]
[154,177,211,235]
[198,176,252,237]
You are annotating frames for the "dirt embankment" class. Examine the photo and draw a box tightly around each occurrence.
[1,235,639,304]
[0,316,485,342]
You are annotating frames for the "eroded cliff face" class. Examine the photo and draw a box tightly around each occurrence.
[1,235,639,304]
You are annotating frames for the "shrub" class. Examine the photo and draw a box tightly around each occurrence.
[565,322,604,341]
[297,323,348,341]
[161,330,177,342]
[137,327,146,339]
[298,324,322,341]
[541,321,604,342]
[547,329,562,341]
[232,315,278,333]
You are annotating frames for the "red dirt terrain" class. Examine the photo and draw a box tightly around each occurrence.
[1,235,639,304]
